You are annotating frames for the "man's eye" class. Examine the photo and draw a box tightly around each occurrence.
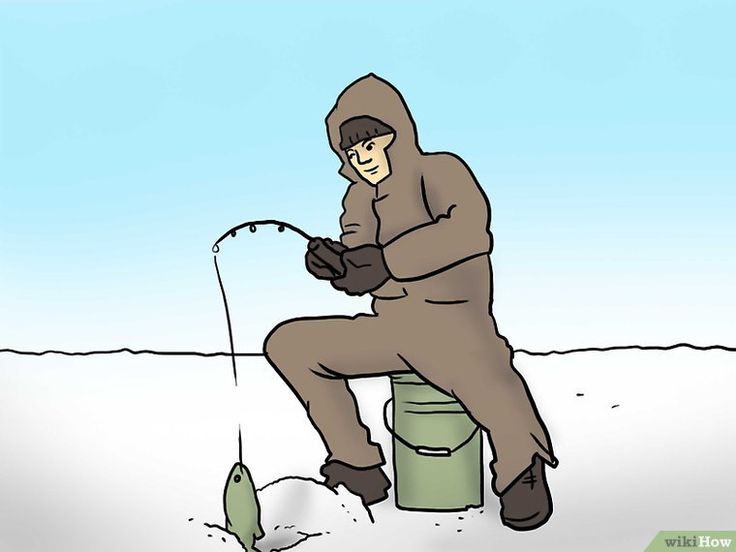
[365,142,374,151]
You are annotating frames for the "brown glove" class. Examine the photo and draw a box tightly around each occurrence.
[331,245,390,296]
[305,237,347,280]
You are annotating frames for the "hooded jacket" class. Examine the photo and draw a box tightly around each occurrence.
[325,74,494,306]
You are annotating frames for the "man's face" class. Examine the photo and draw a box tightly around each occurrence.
[344,133,395,185]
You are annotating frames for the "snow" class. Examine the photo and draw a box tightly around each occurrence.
[1,348,734,552]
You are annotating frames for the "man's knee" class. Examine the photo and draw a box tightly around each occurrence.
[264,318,330,377]
[264,319,300,365]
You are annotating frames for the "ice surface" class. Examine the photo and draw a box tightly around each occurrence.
[1,349,734,551]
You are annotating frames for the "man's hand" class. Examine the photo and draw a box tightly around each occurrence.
[331,244,390,296]
[305,237,346,280]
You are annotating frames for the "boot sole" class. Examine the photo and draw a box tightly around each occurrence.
[501,508,552,531]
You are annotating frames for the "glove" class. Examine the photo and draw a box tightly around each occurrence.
[305,237,347,280]
[331,244,390,296]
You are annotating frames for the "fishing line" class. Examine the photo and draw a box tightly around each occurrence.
[214,254,239,385]
[238,425,243,466]
[212,219,315,386]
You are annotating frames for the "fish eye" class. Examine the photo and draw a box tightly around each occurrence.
[234,474,241,483]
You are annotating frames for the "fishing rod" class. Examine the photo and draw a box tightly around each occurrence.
[212,218,345,385]
[212,219,313,253]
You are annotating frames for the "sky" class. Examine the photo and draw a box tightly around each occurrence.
[1,0,734,353]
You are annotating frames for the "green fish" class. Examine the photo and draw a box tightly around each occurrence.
[224,429,264,551]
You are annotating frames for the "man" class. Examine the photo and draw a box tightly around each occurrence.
[264,74,558,531]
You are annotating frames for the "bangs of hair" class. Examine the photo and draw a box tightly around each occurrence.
[339,116,394,150]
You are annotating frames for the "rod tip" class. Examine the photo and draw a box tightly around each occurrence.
[212,244,220,254]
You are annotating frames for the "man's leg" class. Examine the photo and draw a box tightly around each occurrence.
[263,312,406,470]
[446,336,558,497]
[397,305,557,528]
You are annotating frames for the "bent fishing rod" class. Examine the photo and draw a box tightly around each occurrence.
[212,219,345,386]
[212,219,313,253]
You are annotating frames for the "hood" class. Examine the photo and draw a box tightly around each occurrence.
[325,74,421,183]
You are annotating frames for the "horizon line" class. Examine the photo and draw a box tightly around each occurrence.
[1,343,735,358]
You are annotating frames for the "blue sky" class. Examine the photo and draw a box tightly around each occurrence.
[1,0,734,352]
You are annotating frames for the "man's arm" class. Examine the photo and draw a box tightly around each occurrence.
[382,154,493,281]
[339,180,379,247]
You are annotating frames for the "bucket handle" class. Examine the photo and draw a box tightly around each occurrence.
[382,399,481,457]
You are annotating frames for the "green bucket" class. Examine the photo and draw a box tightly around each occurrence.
[385,372,483,511]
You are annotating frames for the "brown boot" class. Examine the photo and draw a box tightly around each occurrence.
[499,455,553,531]
[320,461,391,506]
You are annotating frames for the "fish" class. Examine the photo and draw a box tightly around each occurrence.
[223,429,264,551]
[224,462,264,551]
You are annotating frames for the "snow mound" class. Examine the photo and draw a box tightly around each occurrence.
[256,476,373,551]
[193,476,373,551]
[184,518,247,551]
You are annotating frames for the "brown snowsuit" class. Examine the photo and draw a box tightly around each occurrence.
[264,74,558,495]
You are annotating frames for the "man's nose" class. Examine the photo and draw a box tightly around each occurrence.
[355,150,373,165]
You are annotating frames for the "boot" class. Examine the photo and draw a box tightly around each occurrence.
[499,454,553,531]
[320,461,391,506]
